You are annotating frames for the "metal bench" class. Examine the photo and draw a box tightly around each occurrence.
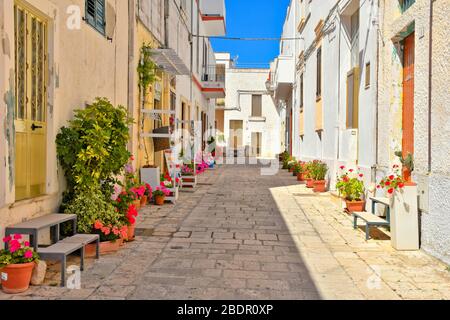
[5,214,77,251]
[61,234,100,259]
[38,242,85,287]
[369,196,391,223]
[353,211,390,240]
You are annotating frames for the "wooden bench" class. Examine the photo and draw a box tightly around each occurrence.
[353,211,390,240]
[38,242,85,287]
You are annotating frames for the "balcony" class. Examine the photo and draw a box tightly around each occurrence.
[273,56,295,100]
[197,65,226,99]
[200,0,226,36]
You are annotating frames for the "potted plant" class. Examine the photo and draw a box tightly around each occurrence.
[296,162,307,181]
[153,186,171,206]
[0,235,39,294]
[305,161,315,188]
[86,220,128,256]
[312,161,328,192]
[395,151,414,182]
[287,159,296,172]
[377,166,419,250]
[293,162,303,179]
[336,166,366,213]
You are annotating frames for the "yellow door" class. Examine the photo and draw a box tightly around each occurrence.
[14,3,47,201]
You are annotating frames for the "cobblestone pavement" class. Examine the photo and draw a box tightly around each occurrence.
[2,164,450,300]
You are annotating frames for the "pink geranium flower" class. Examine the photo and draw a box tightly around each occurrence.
[24,250,33,259]
[13,234,22,240]
[2,236,12,243]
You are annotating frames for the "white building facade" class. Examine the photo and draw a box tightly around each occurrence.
[220,66,281,159]
[272,0,450,264]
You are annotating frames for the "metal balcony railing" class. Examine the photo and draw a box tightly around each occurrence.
[201,65,225,82]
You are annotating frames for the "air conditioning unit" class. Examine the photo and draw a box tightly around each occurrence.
[341,129,358,162]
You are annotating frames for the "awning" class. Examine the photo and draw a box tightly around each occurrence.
[149,49,190,76]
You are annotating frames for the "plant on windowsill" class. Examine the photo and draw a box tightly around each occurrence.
[395,150,414,182]
[0,235,39,294]
[336,166,366,213]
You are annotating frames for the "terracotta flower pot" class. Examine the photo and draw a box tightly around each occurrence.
[132,199,141,210]
[306,178,314,188]
[127,223,136,241]
[0,262,35,294]
[289,167,294,173]
[85,240,121,258]
[402,167,412,182]
[313,180,327,192]
[140,195,148,207]
[154,195,165,206]
[297,173,304,181]
[292,171,297,177]
[345,200,365,213]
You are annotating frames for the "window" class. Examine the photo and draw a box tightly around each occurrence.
[316,47,322,99]
[346,67,360,129]
[251,95,262,117]
[251,132,262,157]
[85,0,105,35]
[299,73,304,111]
[365,62,371,88]
[350,9,360,68]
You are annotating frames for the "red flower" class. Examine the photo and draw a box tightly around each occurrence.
[359,174,364,178]
[377,185,381,189]
[388,188,394,194]
[94,221,103,230]
[389,175,395,180]
[385,181,391,186]
[130,155,135,161]
[398,183,405,189]
[340,166,345,170]
[349,169,354,173]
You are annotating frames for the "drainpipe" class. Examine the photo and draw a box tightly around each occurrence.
[372,0,381,184]
[428,0,434,173]
[336,12,341,170]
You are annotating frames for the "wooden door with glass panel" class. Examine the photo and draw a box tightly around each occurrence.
[14,3,47,201]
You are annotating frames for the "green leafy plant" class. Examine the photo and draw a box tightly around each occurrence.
[336,167,365,201]
[395,150,414,172]
[293,162,306,175]
[309,160,328,181]
[56,98,133,233]
[377,165,406,195]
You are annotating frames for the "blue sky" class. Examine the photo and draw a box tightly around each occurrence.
[211,0,291,68]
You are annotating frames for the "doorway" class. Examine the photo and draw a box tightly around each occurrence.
[402,32,415,181]
[229,120,243,156]
[14,3,48,201]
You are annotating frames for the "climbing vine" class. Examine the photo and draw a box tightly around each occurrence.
[137,43,157,166]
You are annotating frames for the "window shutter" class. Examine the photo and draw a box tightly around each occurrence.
[86,0,96,26]
[95,0,105,34]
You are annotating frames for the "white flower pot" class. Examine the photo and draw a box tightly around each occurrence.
[140,167,160,188]
[390,185,419,250]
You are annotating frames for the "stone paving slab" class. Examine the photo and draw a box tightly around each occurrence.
[2,164,449,300]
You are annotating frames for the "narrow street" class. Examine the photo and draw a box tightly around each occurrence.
[3,164,449,300]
